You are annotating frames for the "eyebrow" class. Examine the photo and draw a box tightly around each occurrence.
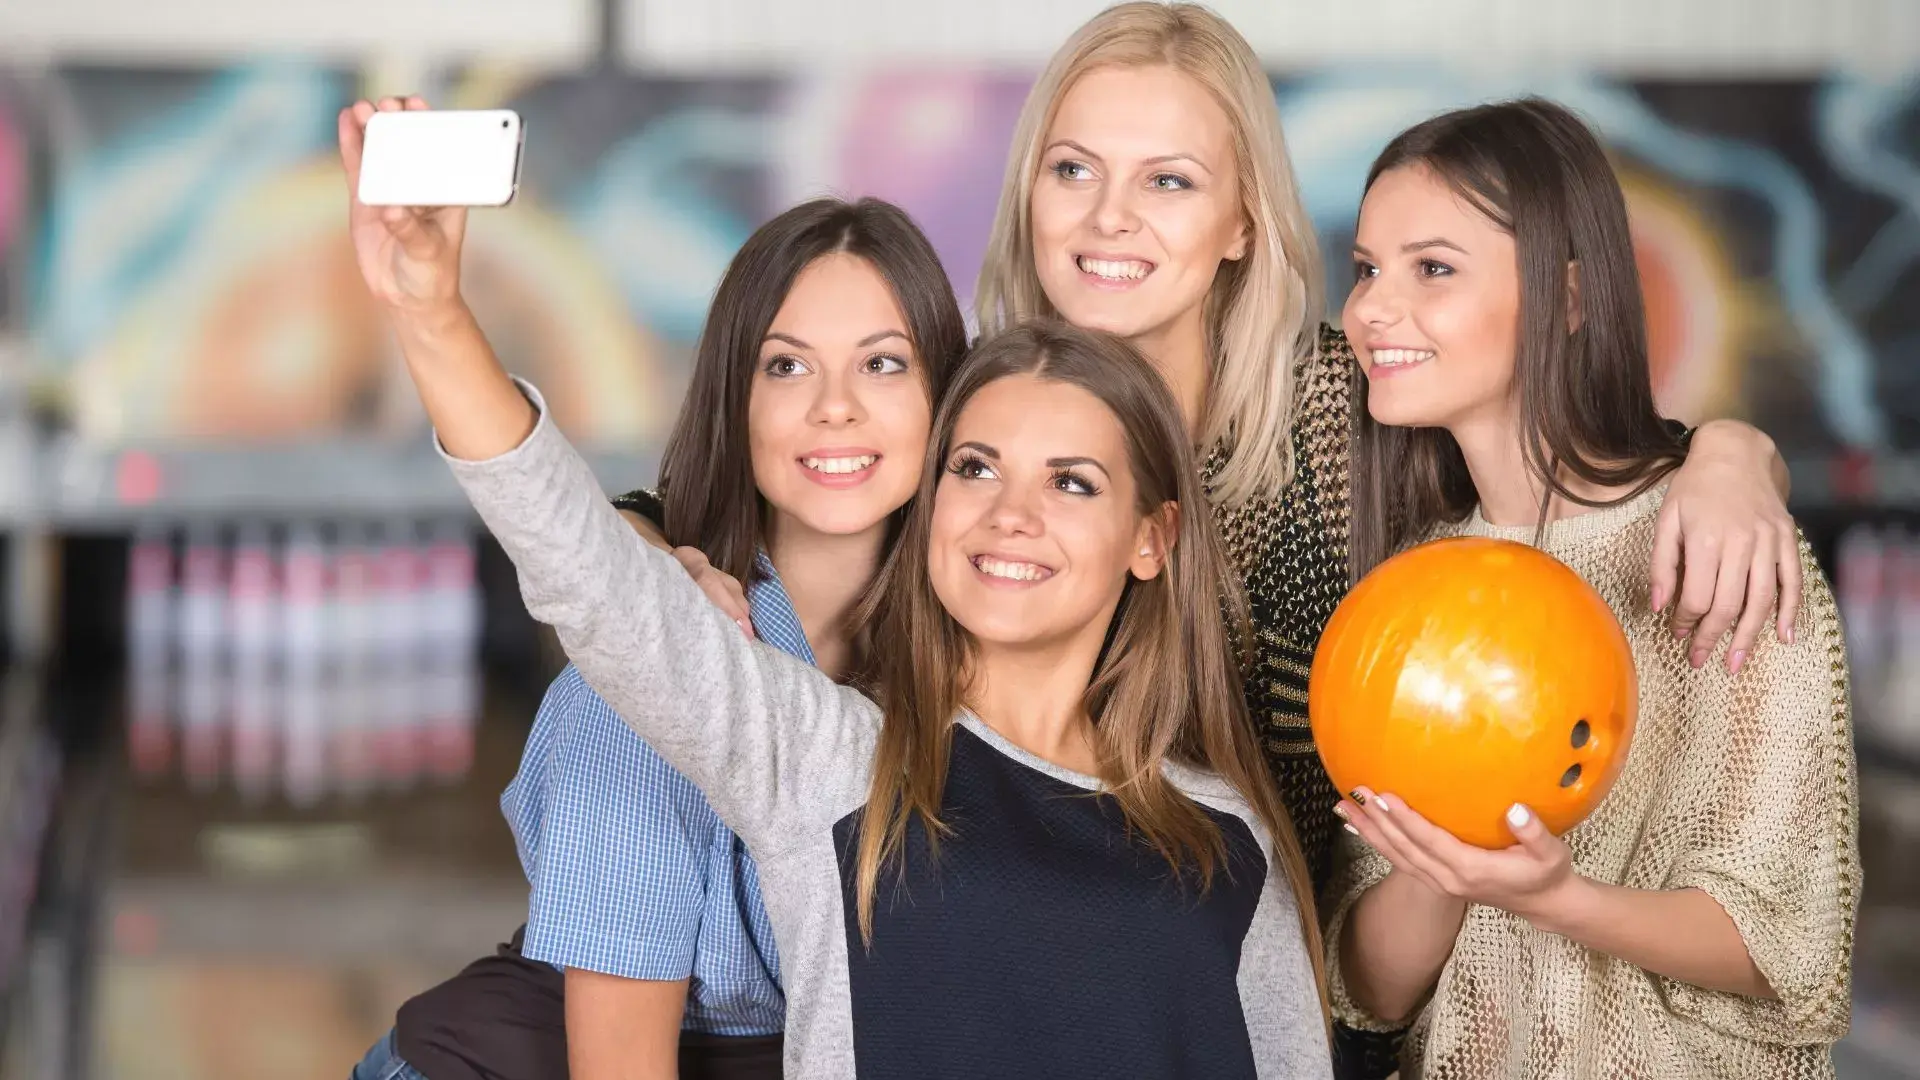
[953,442,1113,480]
[1043,139,1213,177]
[1351,237,1471,258]
[763,329,910,350]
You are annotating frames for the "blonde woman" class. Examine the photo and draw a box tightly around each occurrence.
[976,0,1801,897]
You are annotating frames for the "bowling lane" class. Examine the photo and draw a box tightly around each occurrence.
[0,525,561,1079]
[6,662,543,1080]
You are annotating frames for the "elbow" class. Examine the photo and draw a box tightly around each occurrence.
[1356,987,1425,1029]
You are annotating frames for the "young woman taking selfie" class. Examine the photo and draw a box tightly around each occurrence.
[343,187,966,1078]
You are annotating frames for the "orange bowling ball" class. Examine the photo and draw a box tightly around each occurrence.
[1309,536,1638,849]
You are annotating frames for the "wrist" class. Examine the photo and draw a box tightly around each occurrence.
[1520,873,1599,936]
[389,297,476,342]
[1689,418,1774,463]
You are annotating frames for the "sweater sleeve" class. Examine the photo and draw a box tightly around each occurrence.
[1660,536,1859,1045]
[439,379,879,853]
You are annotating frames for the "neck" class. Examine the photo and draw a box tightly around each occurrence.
[1448,412,1635,527]
[765,512,889,680]
[963,628,1109,776]
[1128,306,1210,439]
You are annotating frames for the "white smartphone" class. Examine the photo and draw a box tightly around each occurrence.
[356,109,524,208]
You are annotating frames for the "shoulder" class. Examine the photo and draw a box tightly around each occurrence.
[1162,762,1269,843]
[533,665,714,810]
[611,486,666,531]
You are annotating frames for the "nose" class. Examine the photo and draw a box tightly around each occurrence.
[807,365,868,428]
[1347,270,1407,332]
[1091,177,1140,238]
[986,479,1044,538]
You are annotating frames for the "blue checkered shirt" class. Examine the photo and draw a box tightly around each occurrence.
[501,550,809,1036]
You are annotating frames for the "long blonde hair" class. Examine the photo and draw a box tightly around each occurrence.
[853,319,1328,1021]
[975,1,1323,507]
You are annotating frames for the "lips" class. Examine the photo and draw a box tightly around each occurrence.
[970,554,1055,584]
[1076,254,1154,284]
[798,448,881,488]
[1365,346,1435,378]
[802,454,878,475]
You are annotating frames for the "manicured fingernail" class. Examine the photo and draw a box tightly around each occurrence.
[1690,650,1706,669]
[1333,804,1351,821]
[1729,650,1746,675]
[1506,804,1531,829]
[1349,789,1367,807]
[1343,823,1361,836]
[1784,626,1795,645]
[1673,625,1689,639]
[1650,588,1666,612]
[1375,796,1392,813]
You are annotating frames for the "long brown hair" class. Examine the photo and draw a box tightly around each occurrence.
[853,318,1326,1012]
[657,197,968,584]
[1349,97,1689,578]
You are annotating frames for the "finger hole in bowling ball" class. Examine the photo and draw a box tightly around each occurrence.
[1559,763,1583,788]
[1570,719,1591,748]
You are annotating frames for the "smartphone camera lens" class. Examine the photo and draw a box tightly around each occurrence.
[501,119,509,129]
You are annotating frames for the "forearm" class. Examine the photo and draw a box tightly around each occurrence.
[1690,419,1789,501]
[1531,878,1773,999]
[565,968,687,1080]
[390,300,537,462]
[1340,870,1469,1025]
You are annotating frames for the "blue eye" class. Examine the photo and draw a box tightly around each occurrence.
[1050,160,1093,182]
[1150,173,1193,192]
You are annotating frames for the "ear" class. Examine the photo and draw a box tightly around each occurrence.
[1566,260,1584,335]
[1225,215,1251,262]
[1129,502,1181,582]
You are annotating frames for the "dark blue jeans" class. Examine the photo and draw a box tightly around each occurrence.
[351,1029,428,1080]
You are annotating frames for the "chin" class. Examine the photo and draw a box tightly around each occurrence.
[1046,292,1155,340]
[1364,389,1440,430]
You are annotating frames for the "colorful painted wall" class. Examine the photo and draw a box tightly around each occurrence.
[13,63,1918,456]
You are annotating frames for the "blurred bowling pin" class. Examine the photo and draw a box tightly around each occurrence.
[330,521,377,800]
[1887,529,1920,754]
[125,524,174,779]
[228,521,280,802]
[175,525,226,791]
[279,521,331,803]
[423,519,481,782]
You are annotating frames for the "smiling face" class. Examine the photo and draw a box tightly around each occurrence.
[1343,164,1523,438]
[1028,64,1249,358]
[748,252,935,539]
[927,373,1165,652]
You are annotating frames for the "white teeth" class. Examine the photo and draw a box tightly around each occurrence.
[1372,348,1436,367]
[973,556,1050,582]
[803,455,878,474]
[1076,256,1151,281]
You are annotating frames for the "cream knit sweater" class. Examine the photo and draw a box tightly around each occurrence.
[1325,484,1860,1080]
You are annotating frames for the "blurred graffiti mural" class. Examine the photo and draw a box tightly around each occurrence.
[16,63,1918,457]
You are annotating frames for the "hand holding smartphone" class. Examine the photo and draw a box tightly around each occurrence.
[338,97,495,313]
[354,107,524,208]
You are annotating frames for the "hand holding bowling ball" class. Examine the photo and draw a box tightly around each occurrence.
[1309,536,1638,850]
[1336,786,1576,924]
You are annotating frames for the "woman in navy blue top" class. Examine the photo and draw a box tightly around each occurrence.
[351,193,967,1080]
